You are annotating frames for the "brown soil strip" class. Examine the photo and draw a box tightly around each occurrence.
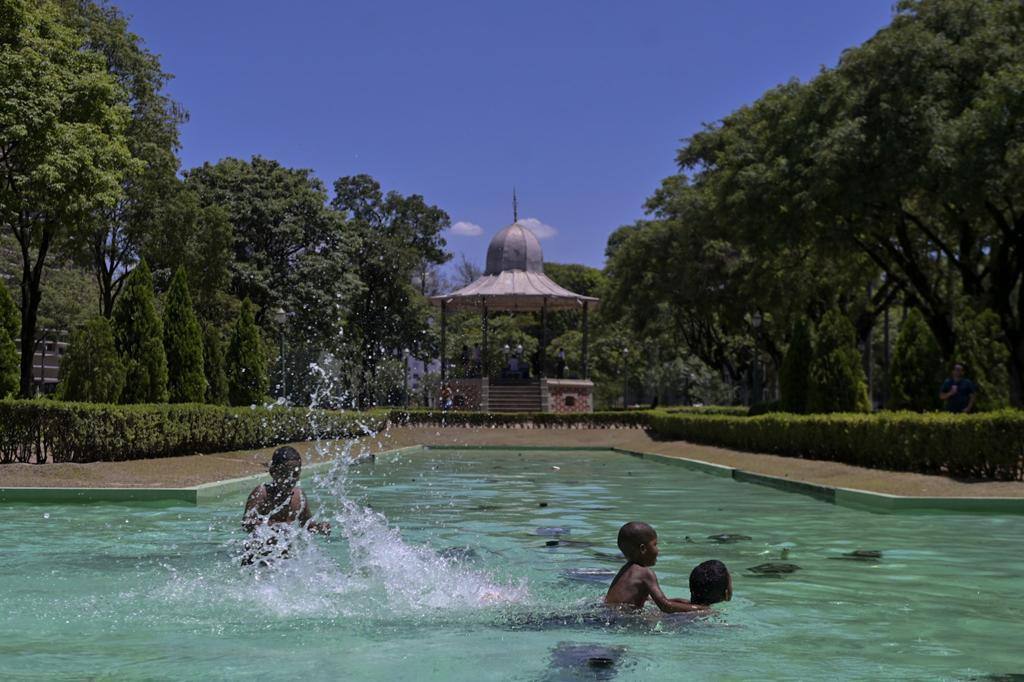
[1,426,1021,498]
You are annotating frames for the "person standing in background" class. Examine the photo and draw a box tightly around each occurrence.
[939,362,977,414]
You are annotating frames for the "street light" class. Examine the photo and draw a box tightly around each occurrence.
[403,348,410,408]
[622,347,629,409]
[751,311,763,405]
[274,307,288,402]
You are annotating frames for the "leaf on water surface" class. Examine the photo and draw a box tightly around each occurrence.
[707,534,753,544]
[747,562,801,576]
[828,550,883,562]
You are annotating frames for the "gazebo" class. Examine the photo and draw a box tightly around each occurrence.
[429,221,598,412]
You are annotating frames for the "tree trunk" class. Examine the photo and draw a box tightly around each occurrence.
[1009,343,1024,407]
[15,220,54,397]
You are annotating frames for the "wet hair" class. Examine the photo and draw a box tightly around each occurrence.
[269,446,301,480]
[689,560,731,605]
[617,521,657,557]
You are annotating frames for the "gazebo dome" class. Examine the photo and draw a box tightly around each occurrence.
[485,222,544,275]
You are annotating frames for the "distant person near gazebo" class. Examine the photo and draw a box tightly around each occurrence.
[939,362,977,414]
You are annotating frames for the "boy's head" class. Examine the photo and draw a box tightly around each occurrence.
[952,362,965,380]
[689,560,732,605]
[269,446,302,487]
[617,521,659,566]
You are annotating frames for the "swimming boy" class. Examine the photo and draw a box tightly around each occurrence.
[241,447,330,564]
[688,559,733,607]
[604,521,705,613]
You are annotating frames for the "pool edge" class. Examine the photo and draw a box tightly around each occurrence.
[0,445,427,506]
[610,447,1024,515]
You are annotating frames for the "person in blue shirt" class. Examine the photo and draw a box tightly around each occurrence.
[939,363,977,413]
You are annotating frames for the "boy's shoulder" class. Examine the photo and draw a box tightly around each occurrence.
[617,562,656,582]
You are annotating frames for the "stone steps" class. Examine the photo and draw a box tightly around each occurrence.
[487,384,542,412]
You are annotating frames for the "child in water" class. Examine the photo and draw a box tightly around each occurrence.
[605,522,731,612]
[241,446,330,565]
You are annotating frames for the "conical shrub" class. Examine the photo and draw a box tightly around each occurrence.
[163,268,207,403]
[808,309,870,413]
[0,281,17,397]
[226,298,267,406]
[779,317,813,413]
[57,317,125,403]
[112,260,169,403]
[203,323,229,405]
[887,308,943,411]
[954,307,1010,411]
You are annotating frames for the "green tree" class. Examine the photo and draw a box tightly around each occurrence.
[202,324,229,405]
[0,0,134,395]
[184,156,362,341]
[780,317,813,413]
[331,175,450,407]
[955,307,1011,411]
[57,0,186,317]
[887,309,943,411]
[56,316,124,403]
[226,298,267,406]
[142,190,233,323]
[0,279,17,397]
[808,310,870,414]
[162,268,206,403]
[112,260,168,403]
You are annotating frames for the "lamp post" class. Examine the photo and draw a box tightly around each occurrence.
[622,347,629,409]
[403,348,410,408]
[751,311,763,405]
[274,307,288,402]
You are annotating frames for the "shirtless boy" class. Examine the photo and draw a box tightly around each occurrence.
[241,446,330,564]
[604,521,707,613]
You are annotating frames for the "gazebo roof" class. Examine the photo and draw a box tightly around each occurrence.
[430,221,599,312]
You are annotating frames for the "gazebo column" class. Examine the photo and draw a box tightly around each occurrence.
[440,300,448,383]
[539,298,548,378]
[481,300,489,377]
[582,300,590,379]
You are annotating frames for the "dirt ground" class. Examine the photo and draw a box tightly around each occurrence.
[1,425,1022,498]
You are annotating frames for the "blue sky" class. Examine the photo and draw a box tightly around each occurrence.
[118,0,896,270]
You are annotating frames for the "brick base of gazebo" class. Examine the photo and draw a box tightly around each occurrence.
[448,377,594,413]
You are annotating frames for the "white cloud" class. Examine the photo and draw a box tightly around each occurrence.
[450,221,484,237]
[517,217,558,239]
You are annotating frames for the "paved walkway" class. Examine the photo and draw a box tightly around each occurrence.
[2,426,1022,498]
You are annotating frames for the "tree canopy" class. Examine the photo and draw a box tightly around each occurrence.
[0,0,135,395]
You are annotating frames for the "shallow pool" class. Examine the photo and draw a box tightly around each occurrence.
[3,447,1023,680]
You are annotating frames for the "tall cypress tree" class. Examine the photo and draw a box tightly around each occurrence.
[163,268,206,403]
[955,307,1010,411]
[203,323,229,405]
[887,308,943,411]
[112,260,168,403]
[779,317,813,413]
[0,281,18,398]
[226,298,267,406]
[56,317,125,403]
[808,310,870,413]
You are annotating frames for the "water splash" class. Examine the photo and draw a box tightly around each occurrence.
[162,361,527,618]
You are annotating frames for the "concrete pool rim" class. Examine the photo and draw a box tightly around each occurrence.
[1,444,1022,514]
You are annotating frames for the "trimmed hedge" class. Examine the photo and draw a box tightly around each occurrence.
[661,406,749,417]
[387,409,654,429]
[0,401,378,464]
[647,410,1024,481]
[389,407,1024,481]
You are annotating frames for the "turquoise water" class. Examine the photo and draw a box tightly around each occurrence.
[3,446,1023,680]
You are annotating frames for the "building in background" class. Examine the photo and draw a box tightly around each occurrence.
[14,334,67,395]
